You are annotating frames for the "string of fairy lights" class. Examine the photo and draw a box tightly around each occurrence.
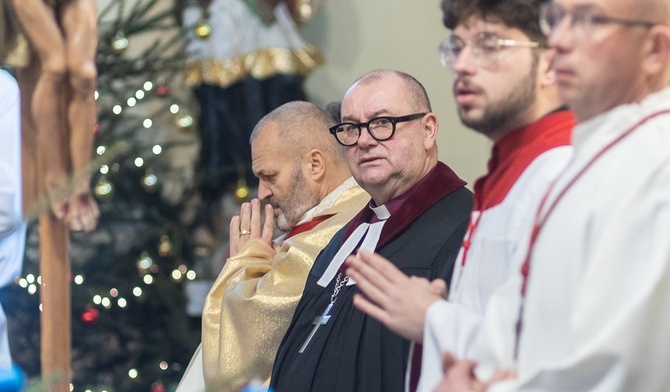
[93,76,194,201]
[12,35,198,390]
[15,257,195,391]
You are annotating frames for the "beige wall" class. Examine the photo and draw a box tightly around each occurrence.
[300,0,491,186]
[98,0,491,187]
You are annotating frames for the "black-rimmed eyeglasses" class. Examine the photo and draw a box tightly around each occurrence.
[329,113,427,146]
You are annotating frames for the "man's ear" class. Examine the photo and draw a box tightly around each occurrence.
[538,49,556,88]
[422,113,438,151]
[304,148,326,181]
[642,25,670,78]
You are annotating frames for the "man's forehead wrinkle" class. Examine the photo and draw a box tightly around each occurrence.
[342,108,391,122]
[252,143,279,175]
[342,92,398,122]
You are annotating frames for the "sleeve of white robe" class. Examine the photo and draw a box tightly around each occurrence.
[485,163,670,391]
[0,70,24,287]
[0,69,26,370]
[0,70,22,238]
[417,301,483,392]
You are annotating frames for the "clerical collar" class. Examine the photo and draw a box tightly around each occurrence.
[367,169,436,223]
[369,203,391,222]
[316,204,390,287]
[342,162,466,247]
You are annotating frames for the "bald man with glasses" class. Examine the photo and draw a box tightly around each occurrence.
[270,69,473,392]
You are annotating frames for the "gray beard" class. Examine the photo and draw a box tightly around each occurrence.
[274,165,319,232]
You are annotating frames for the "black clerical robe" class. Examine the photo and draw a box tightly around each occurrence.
[270,162,473,391]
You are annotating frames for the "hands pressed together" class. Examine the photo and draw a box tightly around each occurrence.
[229,198,276,257]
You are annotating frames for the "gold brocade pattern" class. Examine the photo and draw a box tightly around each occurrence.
[201,184,369,391]
[184,45,324,88]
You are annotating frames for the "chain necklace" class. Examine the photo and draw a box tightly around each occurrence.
[299,272,349,353]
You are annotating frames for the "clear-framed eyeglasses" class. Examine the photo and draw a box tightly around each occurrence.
[438,32,540,69]
[539,2,656,40]
[329,113,427,146]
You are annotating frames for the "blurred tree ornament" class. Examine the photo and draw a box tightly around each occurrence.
[194,19,212,40]
[234,168,250,203]
[176,113,194,129]
[193,3,212,40]
[234,184,249,203]
[158,235,173,257]
[136,252,153,274]
[94,176,114,200]
[298,1,314,22]
[80,306,100,326]
[151,381,166,392]
[112,33,129,54]
[142,169,159,192]
[155,78,170,97]
[155,84,170,97]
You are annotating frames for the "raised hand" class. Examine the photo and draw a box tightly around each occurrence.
[345,249,446,342]
[229,198,275,257]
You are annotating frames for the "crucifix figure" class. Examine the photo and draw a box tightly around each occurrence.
[299,301,334,354]
[12,0,99,232]
[3,1,99,390]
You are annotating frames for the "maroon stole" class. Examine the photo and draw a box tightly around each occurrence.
[341,162,466,248]
[341,162,466,392]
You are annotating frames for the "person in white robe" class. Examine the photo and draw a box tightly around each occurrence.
[435,0,670,390]
[343,1,574,391]
[0,69,26,371]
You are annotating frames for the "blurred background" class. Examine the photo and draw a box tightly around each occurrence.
[2,0,490,390]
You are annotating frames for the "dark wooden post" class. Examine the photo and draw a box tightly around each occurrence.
[18,55,71,392]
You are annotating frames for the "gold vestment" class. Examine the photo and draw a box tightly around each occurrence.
[201,179,368,391]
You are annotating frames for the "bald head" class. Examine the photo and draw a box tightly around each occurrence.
[251,101,345,166]
[348,69,433,114]
[250,101,353,231]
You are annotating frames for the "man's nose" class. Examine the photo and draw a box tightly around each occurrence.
[356,125,378,147]
[257,182,272,201]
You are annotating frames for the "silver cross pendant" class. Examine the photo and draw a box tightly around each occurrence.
[299,301,334,353]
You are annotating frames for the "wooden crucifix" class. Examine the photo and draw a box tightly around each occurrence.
[9,0,100,390]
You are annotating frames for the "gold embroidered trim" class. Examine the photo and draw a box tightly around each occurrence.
[184,45,324,88]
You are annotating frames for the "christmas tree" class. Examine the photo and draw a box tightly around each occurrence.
[3,0,204,390]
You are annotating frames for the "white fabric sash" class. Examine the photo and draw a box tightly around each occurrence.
[317,204,389,287]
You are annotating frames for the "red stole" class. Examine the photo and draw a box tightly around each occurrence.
[285,214,334,239]
[473,109,574,211]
